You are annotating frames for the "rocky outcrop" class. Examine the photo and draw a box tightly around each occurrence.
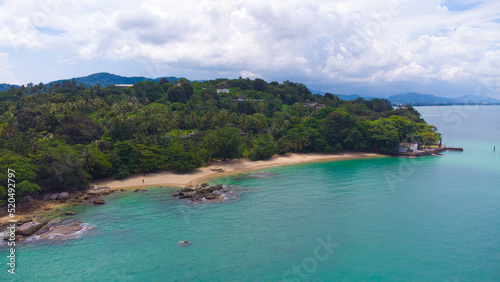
[398,146,464,157]
[34,219,62,236]
[181,186,195,192]
[16,222,44,236]
[134,189,148,193]
[2,219,91,244]
[38,225,84,240]
[82,186,117,206]
[58,192,69,200]
[93,199,106,205]
[173,184,239,203]
[87,186,112,196]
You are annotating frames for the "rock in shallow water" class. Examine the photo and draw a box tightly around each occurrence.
[16,222,44,236]
[34,219,62,236]
[180,186,194,192]
[38,225,84,240]
[173,184,239,204]
[93,199,106,205]
[1,219,92,244]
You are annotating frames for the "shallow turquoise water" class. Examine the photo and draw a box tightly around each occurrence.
[1,106,500,281]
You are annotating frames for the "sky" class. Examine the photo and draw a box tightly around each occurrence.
[0,0,499,98]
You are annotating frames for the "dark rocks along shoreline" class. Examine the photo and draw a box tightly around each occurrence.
[172,183,239,203]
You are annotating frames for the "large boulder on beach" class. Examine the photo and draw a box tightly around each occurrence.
[16,222,44,236]
[87,189,102,196]
[58,192,69,200]
[49,193,59,200]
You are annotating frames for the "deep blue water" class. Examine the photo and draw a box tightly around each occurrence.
[1,105,499,281]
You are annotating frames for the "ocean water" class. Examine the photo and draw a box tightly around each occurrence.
[1,105,500,281]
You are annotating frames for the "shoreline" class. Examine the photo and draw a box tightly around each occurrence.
[93,152,385,190]
[1,152,385,224]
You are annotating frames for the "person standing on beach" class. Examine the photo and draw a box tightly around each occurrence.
[142,179,144,184]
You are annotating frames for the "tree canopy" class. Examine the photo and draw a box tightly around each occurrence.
[0,77,440,201]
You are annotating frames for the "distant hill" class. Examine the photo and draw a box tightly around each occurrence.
[387,92,500,105]
[454,95,500,104]
[337,94,377,101]
[47,72,184,87]
[333,92,500,105]
[388,92,456,105]
[3,73,500,105]
[0,83,18,92]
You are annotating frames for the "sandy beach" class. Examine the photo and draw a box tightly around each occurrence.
[94,152,384,190]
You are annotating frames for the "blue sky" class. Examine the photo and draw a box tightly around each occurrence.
[0,0,499,98]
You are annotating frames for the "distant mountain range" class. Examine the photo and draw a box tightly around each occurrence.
[0,83,15,92]
[386,92,500,105]
[330,92,500,105]
[2,73,499,105]
[0,73,185,91]
[337,94,377,101]
[47,72,184,87]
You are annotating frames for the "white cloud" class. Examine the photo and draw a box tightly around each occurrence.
[240,70,260,78]
[436,5,449,12]
[0,0,499,92]
[0,53,20,84]
[0,53,8,65]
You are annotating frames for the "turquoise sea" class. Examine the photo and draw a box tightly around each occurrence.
[2,105,500,281]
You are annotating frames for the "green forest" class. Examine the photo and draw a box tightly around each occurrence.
[0,78,441,203]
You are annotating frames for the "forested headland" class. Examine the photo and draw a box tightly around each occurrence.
[0,77,440,203]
